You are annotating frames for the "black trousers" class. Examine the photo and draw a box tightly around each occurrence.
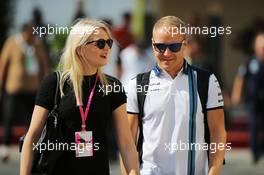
[248,103,264,160]
[2,92,35,145]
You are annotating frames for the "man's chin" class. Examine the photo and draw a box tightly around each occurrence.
[159,61,173,70]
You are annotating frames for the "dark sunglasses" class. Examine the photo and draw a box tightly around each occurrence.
[153,40,185,53]
[86,39,113,49]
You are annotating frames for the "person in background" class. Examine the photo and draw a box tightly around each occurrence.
[120,40,156,86]
[112,12,135,80]
[232,32,264,163]
[0,22,50,162]
[112,12,134,51]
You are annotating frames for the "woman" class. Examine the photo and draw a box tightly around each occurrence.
[20,19,138,175]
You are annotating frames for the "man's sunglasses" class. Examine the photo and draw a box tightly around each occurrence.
[153,40,185,53]
[86,39,113,49]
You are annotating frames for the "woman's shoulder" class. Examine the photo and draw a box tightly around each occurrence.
[42,72,58,85]
[35,72,60,110]
[39,72,63,92]
[104,74,122,85]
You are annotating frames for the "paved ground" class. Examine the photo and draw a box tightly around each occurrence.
[1,146,264,175]
[221,149,264,175]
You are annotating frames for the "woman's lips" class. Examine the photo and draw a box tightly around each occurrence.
[100,55,107,59]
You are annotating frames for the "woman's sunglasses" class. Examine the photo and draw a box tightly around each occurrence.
[153,40,185,53]
[86,39,113,49]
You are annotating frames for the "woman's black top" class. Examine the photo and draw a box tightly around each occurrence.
[35,72,126,175]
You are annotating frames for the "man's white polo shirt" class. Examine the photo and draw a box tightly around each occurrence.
[126,64,224,175]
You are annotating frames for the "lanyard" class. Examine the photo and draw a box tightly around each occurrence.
[78,75,98,132]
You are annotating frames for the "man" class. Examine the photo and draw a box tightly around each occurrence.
[124,16,226,175]
[112,12,134,50]
[232,32,264,163]
[112,12,135,80]
[120,40,156,86]
[0,23,50,162]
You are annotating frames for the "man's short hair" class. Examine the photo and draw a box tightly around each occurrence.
[153,16,186,36]
[254,31,264,42]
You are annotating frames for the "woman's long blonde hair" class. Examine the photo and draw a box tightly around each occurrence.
[57,19,111,105]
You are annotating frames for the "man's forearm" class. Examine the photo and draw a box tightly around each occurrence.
[208,131,227,175]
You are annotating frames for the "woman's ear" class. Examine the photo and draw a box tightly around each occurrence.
[76,46,82,58]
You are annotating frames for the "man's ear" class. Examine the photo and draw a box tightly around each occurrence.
[151,38,155,50]
[151,38,155,44]
[76,46,82,58]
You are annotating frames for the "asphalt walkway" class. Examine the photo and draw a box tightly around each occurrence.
[1,146,263,175]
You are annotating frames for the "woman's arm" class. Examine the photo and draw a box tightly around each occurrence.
[0,38,11,99]
[120,113,139,175]
[20,105,49,175]
[112,103,138,175]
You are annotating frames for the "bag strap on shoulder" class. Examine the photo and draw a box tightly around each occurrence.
[195,68,210,114]
[53,71,61,110]
[136,71,151,165]
[194,67,211,158]
[47,71,61,129]
[136,71,151,118]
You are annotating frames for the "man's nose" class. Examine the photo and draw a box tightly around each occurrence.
[163,47,173,56]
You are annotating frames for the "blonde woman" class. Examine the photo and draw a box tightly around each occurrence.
[20,19,138,175]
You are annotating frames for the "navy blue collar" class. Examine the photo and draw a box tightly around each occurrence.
[153,59,189,76]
